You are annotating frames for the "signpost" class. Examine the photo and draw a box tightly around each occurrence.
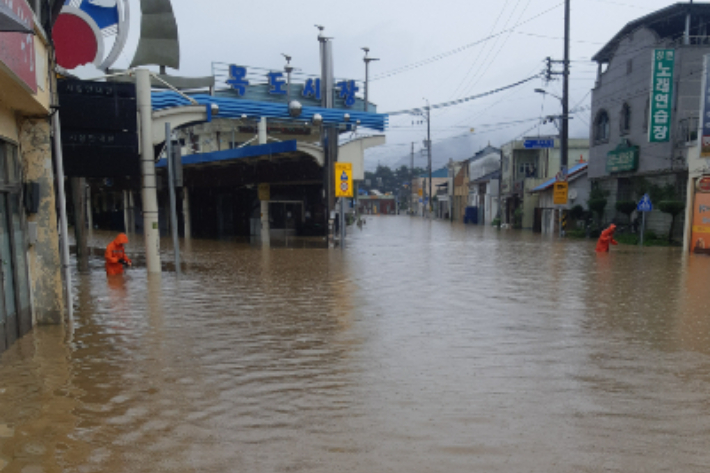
[523,138,554,149]
[334,163,353,248]
[553,182,569,205]
[637,193,653,246]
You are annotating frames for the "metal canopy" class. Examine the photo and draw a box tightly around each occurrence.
[156,140,301,168]
[151,92,389,132]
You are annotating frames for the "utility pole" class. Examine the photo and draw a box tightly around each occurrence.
[410,142,414,214]
[318,26,337,246]
[166,123,181,275]
[362,47,379,113]
[426,100,432,218]
[561,0,570,179]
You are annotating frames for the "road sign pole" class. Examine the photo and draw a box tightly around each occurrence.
[640,211,646,246]
[340,197,345,249]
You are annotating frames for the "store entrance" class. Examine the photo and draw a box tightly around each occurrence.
[0,142,32,355]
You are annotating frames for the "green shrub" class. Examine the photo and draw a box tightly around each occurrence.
[658,200,685,243]
[588,198,607,223]
[615,200,637,223]
[491,217,501,227]
[569,204,585,221]
[566,228,586,238]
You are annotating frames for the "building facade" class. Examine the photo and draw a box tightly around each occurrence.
[500,137,589,229]
[589,3,710,239]
[0,1,65,354]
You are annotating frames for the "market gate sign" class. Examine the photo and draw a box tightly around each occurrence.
[606,140,639,173]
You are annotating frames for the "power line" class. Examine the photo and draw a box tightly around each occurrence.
[370,2,564,82]
[387,74,540,116]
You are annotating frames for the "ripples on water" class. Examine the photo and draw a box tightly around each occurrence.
[1,217,710,472]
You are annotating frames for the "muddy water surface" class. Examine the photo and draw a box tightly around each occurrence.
[2,217,710,472]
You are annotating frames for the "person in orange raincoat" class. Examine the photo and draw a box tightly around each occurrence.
[105,233,132,275]
[595,224,619,253]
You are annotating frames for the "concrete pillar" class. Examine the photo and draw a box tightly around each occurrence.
[128,190,135,233]
[85,184,93,232]
[71,177,89,272]
[136,68,161,273]
[123,189,130,233]
[261,200,270,245]
[258,117,267,145]
[19,118,64,324]
[182,187,192,239]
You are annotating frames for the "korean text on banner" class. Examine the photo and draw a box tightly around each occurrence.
[0,0,37,93]
[701,54,710,158]
[335,163,353,198]
[648,49,675,143]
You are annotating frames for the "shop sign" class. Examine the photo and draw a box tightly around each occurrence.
[648,49,675,143]
[691,192,710,254]
[698,176,710,193]
[606,140,639,173]
[0,0,36,93]
[227,65,359,107]
[701,54,710,157]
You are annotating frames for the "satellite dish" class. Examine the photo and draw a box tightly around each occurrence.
[568,189,578,200]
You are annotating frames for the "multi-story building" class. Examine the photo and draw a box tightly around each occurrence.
[589,3,710,238]
[500,137,589,229]
[0,1,65,354]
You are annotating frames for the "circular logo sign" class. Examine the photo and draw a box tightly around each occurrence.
[53,0,129,72]
[340,182,349,192]
[698,176,710,193]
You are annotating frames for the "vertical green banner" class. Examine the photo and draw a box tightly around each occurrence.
[648,49,675,143]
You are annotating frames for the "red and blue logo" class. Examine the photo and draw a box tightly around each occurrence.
[53,0,129,71]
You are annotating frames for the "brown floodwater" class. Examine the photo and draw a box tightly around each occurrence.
[2,216,710,472]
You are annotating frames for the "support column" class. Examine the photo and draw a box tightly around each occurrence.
[127,190,135,233]
[20,118,64,324]
[182,187,192,239]
[71,177,89,272]
[123,189,130,233]
[258,117,267,145]
[261,200,270,245]
[85,184,93,232]
[136,68,161,273]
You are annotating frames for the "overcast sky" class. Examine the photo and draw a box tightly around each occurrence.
[111,0,688,170]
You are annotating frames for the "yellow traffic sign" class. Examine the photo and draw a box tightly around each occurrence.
[418,188,423,197]
[553,182,569,205]
[335,162,353,198]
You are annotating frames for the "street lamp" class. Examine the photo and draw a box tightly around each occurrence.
[362,47,379,113]
[282,53,293,98]
[534,88,563,102]
[423,98,432,217]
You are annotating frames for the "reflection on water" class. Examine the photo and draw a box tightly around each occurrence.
[2,218,710,472]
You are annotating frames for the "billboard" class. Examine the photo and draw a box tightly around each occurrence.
[0,0,37,92]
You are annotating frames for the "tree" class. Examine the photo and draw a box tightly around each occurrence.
[588,183,608,226]
[615,201,637,225]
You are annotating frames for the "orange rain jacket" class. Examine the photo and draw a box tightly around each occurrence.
[105,233,132,275]
[595,224,619,253]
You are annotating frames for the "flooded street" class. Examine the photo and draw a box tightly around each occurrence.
[2,216,710,472]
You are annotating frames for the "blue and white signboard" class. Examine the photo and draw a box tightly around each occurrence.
[637,194,653,212]
[523,138,554,149]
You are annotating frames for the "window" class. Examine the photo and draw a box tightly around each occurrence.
[620,103,631,135]
[518,162,537,178]
[595,110,610,143]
